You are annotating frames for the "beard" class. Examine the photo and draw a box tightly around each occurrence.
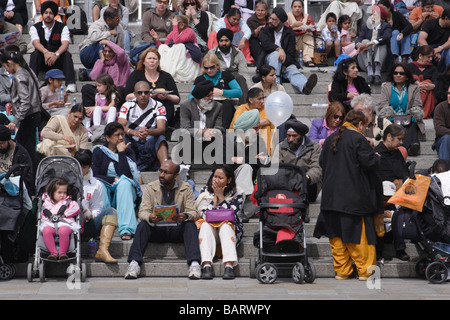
[219,44,231,54]
[198,99,214,111]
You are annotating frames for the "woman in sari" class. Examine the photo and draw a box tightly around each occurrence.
[208,8,253,64]
[38,104,89,157]
[92,122,141,240]
[408,45,438,119]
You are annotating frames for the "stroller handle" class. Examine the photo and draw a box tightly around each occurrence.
[259,203,307,209]
[0,163,29,185]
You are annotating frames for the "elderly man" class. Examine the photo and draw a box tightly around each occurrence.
[258,7,318,95]
[351,94,391,147]
[118,81,169,172]
[125,159,201,279]
[277,118,322,206]
[29,1,77,92]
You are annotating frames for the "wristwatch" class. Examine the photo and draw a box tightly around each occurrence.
[55,52,60,57]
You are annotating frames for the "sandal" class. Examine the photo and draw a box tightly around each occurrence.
[305,61,315,67]
[121,233,133,241]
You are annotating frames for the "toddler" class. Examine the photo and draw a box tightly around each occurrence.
[321,12,341,57]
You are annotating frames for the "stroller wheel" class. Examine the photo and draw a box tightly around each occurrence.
[256,263,278,284]
[292,262,305,284]
[0,264,13,280]
[39,262,46,282]
[415,258,430,278]
[426,261,448,284]
[304,260,316,284]
[81,263,87,282]
[27,262,35,282]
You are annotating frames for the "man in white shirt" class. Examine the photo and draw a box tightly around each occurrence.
[28,1,77,93]
[118,81,169,172]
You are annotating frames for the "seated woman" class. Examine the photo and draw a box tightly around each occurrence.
[287,0,316,67]
[308,101,346,146]
[408,45,438,119]
[374,124,410,261]
[230,87,275,155]
[329,57,371,112]
[178,0,210,55]
[379,62,424,156]
[196,164,245,279]
[38,104,89,157]
[190,53,243,129]
[250,64,286,97]
[208,8,253,64]
[356,4,393,85]
[152,15,202,82]
[81,39,130,108]
[246,1,268,67]
[92,122,141,241]
[124,47,180,129]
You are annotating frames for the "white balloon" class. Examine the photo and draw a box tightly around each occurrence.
[264,91,293,127]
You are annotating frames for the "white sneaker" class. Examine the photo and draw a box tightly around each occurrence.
[188,263,201,279]
[124,260,140,279]
[66,83,77,93]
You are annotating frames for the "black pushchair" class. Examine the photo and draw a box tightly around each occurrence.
[410,173,450,284]
[250,163,316,284]
[27,156,86,282]
[0,164,30,280]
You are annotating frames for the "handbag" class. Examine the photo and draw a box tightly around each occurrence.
[393,115,412,126]
[205,206,235,223]
[388,174,431,212]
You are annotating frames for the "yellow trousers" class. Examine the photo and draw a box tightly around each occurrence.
[329,218,376,278]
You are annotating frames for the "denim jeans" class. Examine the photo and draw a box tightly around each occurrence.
[80,42,102,69]
[265,51,307,93]
[435,135,450,161]
[125,134,167,172]
[391,30,412,57]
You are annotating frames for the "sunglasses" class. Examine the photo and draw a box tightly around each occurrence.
[136,90,151,95]
[203,65,217,70]
[185,2,196,6]
[333,114,344,120]
[157,0,169,4]
[393,71,406,75]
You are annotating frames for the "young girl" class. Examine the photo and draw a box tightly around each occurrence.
[85,73,119,127]
[40,69,71,116]
[40,177,81,260]
[338,15,359,57]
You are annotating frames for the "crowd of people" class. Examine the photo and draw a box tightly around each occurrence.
[0,0,449,281]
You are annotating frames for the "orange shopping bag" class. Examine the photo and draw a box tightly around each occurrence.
[388,175,431,212]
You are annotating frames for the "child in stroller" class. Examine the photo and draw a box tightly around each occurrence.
[40,177,81,260]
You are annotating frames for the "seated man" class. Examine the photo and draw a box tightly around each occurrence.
[29,1,76,93]
[351,94,392,148]
[179,79,224,164]
[208,28,251,104]
[118,81,169,172]
[0,8,26,54]
[258,7,318,95]
[79,6,124,71]
[276,118,322,205]
[125,159,201,279]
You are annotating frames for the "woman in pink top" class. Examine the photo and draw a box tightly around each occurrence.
[151,15,202,82]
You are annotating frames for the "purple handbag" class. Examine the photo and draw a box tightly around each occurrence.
[205,206,235,223]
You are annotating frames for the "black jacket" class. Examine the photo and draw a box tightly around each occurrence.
[258,24,299,70]
[374,142,409,182]
[320,128,382,216]
[328,76,371,112]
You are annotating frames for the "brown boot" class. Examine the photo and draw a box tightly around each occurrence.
[95,215,117,263]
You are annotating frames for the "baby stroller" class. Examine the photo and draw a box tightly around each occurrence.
[250,163,316,284]
[410,173,450,284]
[27,156,86,282]
[0,164,30,280]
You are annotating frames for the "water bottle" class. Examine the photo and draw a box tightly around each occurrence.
[59,87,64,102]
[87,238,96,259]
[298,50,304,67]
[71,98,76,108]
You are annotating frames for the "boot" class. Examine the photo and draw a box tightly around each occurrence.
[95,215,118,264]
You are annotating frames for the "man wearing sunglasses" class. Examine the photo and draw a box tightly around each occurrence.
[141,0,175,44]
[118,81,169,172]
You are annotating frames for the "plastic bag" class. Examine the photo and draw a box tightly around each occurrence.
[388,175,431,212]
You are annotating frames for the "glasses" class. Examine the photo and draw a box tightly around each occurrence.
[136,90,151,95]
[185,2,196,6]
[203,65,217,70]
[159,169,174,175]
[157,0,169,4]
[333,114,344,120]
[393,71,406,76]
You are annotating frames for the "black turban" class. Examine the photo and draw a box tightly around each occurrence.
[216,28,234,42]
[41,1,59,16]
[285,118,309,136]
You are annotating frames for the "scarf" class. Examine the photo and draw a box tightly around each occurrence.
[224,15,245,47]
[342,121,364,134]
[410,60,432,69]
